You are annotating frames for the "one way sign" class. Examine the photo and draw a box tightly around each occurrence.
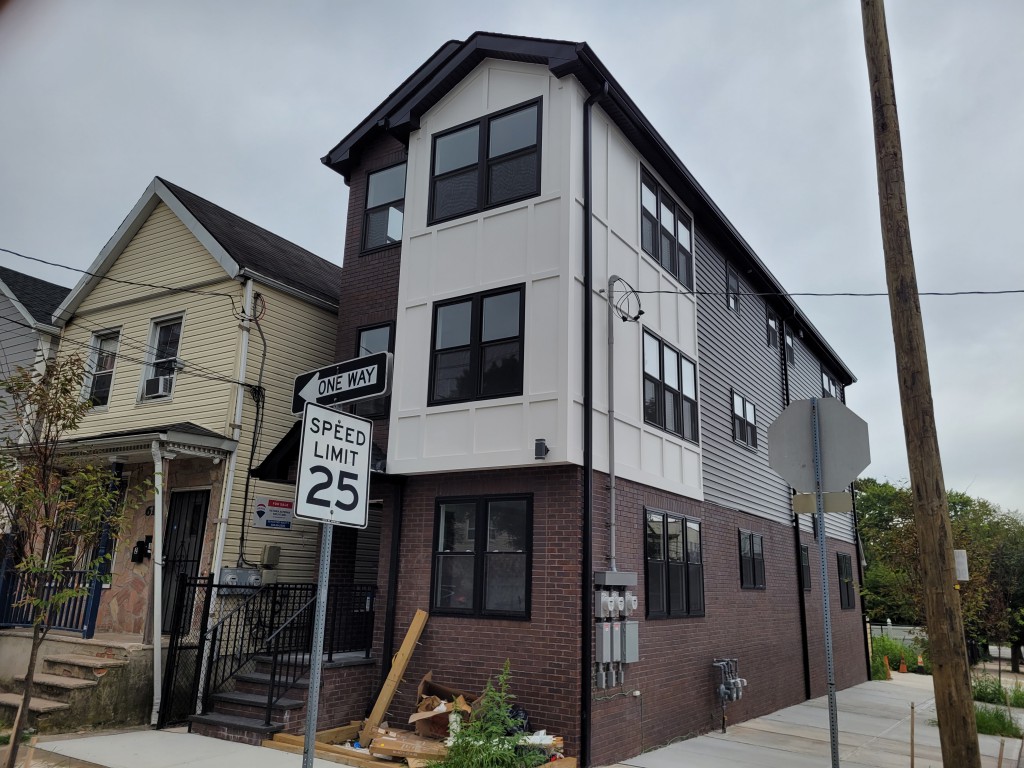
[291,352,393,415]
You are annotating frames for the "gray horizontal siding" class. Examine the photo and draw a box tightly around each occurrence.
[694,230,792,526]
[0,295,42,441]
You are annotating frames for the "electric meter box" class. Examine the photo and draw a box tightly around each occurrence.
[595,621,612,663]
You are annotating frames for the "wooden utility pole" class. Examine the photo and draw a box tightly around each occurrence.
[860,2,981,766]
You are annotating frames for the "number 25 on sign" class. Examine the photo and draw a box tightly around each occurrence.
[294,403,372,529]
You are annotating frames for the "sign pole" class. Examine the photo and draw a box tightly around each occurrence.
[302,523,333,768]
[812,398,840,768]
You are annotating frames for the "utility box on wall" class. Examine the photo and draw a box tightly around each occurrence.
[622,620,639,663]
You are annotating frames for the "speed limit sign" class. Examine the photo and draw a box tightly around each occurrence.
[294,402,372,528]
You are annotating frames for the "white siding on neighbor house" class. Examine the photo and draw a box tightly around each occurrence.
[389,61,702,501]
[219,284,339,584]
[62,204,240,439]
[0,294,46,440]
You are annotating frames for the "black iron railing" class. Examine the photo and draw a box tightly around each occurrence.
[0,564,101,639]
[200,582,375,724]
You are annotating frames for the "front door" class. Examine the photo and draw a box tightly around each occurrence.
[161,490,210,634]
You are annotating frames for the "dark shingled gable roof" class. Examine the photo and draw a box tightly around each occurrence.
[0,265,70,325]
[157,178,342,306]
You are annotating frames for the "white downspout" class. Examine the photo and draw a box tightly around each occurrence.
[211,278,252,580]
[149,440,165,725]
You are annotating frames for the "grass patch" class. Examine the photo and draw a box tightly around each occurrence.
[976,704,1023,738]
[971,674,1024,707]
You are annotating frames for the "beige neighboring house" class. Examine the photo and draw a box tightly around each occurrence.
[51,176,341,645]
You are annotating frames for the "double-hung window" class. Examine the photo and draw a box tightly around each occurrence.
[739,530,766,589]
[731,390,757,449]
[353,324,393,418]
[429,286,524,405]
[726,266,741,312]
[640,173,694,290]
[87,331,120,407]
[822,369,839,398]
[643,331,698,442]
[429,100,541,224]
[432,495,531,618]
[142,317,182,399]
[837,552,856,609]
[363,163,406,251]
[784,330,795,365]
[766,309,779,348]
[645,510,703,617]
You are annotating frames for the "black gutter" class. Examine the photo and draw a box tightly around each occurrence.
[844,381,872,681]
[379,475,406,689]
[782,317,813,701]
[580,82,606,768]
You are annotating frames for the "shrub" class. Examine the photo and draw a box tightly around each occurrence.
[871,634,916,671]
[1009,682,1024,708]
[975,704,1023,738]
[973,675,1006,705]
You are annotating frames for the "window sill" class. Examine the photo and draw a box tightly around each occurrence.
[646,612,705,620]
[643,420,699,446]
[360,242,402,257]
[429,608,530,622]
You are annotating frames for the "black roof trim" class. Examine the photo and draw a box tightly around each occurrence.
[321,33,855,384]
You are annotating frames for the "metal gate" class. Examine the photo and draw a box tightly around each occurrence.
[161,490,210,634]
[158,575,214,728]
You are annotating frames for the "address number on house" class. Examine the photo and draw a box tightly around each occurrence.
[294,403,372,528]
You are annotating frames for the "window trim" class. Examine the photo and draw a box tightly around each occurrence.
[639,171,694,290]
[85,329,121,408]
[427,98,543,226]
[352,322,394,419]
[739,530,766,590]
[731,390,758,450]
[837,552,856,609]
[766,309,779,348]
[362,161,407,254]
[644,508,704,619]
[139,313,184,402]
[429,493,533,620]
[427,284,525,406]
[642,330,699,444]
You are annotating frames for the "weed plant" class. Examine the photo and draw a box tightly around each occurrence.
[975,704,1023,738]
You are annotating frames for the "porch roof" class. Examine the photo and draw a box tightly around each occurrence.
[57,422,237,463]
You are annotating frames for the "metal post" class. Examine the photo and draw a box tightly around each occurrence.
[812,398,840,768]
[302,524,333,768]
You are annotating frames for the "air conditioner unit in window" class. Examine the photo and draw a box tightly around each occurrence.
[144,375,174,399]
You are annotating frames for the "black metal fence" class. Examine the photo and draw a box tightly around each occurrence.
[0,563,101,639]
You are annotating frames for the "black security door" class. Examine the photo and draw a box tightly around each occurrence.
[161,490,210,634]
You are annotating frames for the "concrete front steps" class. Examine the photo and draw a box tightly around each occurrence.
[0,653,129,732]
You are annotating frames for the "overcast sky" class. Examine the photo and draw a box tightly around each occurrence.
[1,1,1020,512]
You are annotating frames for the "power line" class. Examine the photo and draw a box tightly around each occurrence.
[634,288,1024,298]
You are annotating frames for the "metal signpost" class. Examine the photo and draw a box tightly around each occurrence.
[294,403,373,768]
[768,397,870,768]
[292,351,393,415]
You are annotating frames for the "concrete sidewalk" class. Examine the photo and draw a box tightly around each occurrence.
[12,673,1022,768]
[602,672,1021,768]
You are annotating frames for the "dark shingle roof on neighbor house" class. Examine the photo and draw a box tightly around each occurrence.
[0,265,70,326]
[157,178,343,307]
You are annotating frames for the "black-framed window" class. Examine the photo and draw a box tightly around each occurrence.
[645,510,703,618]
[731,390,757,449]
[640,172,694,290]
[766,309,779,348]
[642,330,698,442]
[800,545,811,591]
[739,530,765,589]
[837,552,856,609]
[432,495,531,618]
[429,100,541,224]
[784,329,795,365]
[353,323,393,419]
[363,163,406,251]
[822,369,839,399]
[726,266,741,312]
[87,331,120,407]
[429,285,524,405]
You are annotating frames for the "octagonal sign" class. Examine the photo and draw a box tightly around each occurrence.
[767,398,871,493]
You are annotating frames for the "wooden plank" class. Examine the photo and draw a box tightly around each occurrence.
[261,737,391,768]
[550,759,577,767]
[359,608,428,744]
[368,730,447,760]
[317,722,363,744]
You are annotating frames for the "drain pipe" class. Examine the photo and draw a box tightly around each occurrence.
[580,80,607,768]
[150,440,165,725]
[379,476,406,689]
[606,275,620,573]
[210,279,253,583]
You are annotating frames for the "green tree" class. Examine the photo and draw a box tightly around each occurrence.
[0,356,134,768]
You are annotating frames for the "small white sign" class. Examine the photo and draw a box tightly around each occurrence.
[252,495,294,530]
[294,403,372,528]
